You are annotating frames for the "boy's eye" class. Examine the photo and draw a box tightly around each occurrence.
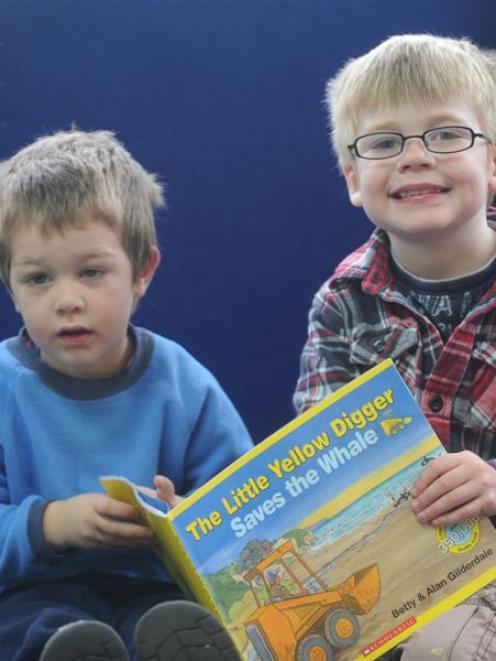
[365,135,402,152]
[81,269,104,280]
[431,130,457,141]
[428,128,466,142]
[374,138,400,150]
[26,273,50,286]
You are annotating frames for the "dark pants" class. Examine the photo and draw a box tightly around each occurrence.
[0,574,183,661]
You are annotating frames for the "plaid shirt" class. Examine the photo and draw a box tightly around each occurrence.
[294,229,496,459]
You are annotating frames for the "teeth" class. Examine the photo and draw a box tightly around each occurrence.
[395,188,444,199]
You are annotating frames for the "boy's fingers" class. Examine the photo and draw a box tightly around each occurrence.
[154,475,174,494]
[96,518,155,546]
[411,454,460,496]
[413,481,481,523]
[430,498,484,526]
[411,473,454,510]
[137,485,156,499]
[153,475,180,507]
[95,496,144,523]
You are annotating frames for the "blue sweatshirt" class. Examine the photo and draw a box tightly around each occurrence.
[0,326,253,592]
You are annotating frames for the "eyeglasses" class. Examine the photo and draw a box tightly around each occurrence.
[348,126,491,160]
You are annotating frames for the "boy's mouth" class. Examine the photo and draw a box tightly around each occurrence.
[390,184,450,199]
[57,327,93,345]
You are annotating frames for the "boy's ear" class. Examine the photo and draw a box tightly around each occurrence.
[490,145,496,193]
[343,163,363,208]
[133,247,161,299]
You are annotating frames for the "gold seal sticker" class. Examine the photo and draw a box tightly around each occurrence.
[437,517,480,555]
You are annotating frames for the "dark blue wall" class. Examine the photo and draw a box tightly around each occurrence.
[0,1,494,443]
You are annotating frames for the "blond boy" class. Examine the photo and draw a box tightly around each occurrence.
[294,34,496,659]
[0,130,250,660]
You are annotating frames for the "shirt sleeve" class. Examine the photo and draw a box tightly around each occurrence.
[293,285,361,414]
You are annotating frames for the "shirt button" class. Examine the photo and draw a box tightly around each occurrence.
[373,338,386,353]
[428,395,443,413]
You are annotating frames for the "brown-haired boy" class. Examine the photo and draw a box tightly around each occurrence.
[0,130,250,660]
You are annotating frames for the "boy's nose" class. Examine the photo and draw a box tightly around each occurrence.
[53,284,85,315]
[397,137,436,170]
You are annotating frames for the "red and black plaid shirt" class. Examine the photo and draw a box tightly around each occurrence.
[294,229,496,459]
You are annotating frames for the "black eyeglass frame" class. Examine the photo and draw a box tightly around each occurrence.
[347,126,491,160]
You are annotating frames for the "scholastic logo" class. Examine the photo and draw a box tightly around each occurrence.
[362,617,417,656]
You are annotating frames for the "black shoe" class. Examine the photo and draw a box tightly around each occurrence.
[39,620,130,661]
[134,600,240,660]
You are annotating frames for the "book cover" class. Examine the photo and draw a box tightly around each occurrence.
[102,359,496,661]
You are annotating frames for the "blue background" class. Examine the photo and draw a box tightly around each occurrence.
[0,1,494,443]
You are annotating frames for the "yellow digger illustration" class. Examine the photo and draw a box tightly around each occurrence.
[380,415,412,436]
[243,539,381,660]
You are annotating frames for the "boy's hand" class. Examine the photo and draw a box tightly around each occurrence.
[410,451,496,526]
[43,493,155,552]
[138,475,185,509]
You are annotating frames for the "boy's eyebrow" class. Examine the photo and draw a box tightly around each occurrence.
[12,250,118,267]
[364,113,470,133]
[77,251,118,261]
[11,256,50,268]
[12,257,40,265]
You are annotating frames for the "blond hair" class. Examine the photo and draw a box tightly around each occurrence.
[0,129,164,288]
[326,34,496,168]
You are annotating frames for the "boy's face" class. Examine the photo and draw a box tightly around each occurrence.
[9,218,159,379]
[343,99,496,247]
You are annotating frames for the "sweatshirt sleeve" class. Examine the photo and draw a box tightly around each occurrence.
[0,450,59,586]
[0,381,63,587]
[182,375,253,492]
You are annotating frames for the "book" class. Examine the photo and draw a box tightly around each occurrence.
[101,359,496,661]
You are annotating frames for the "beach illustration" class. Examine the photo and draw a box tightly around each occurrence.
[198,450,495,660]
